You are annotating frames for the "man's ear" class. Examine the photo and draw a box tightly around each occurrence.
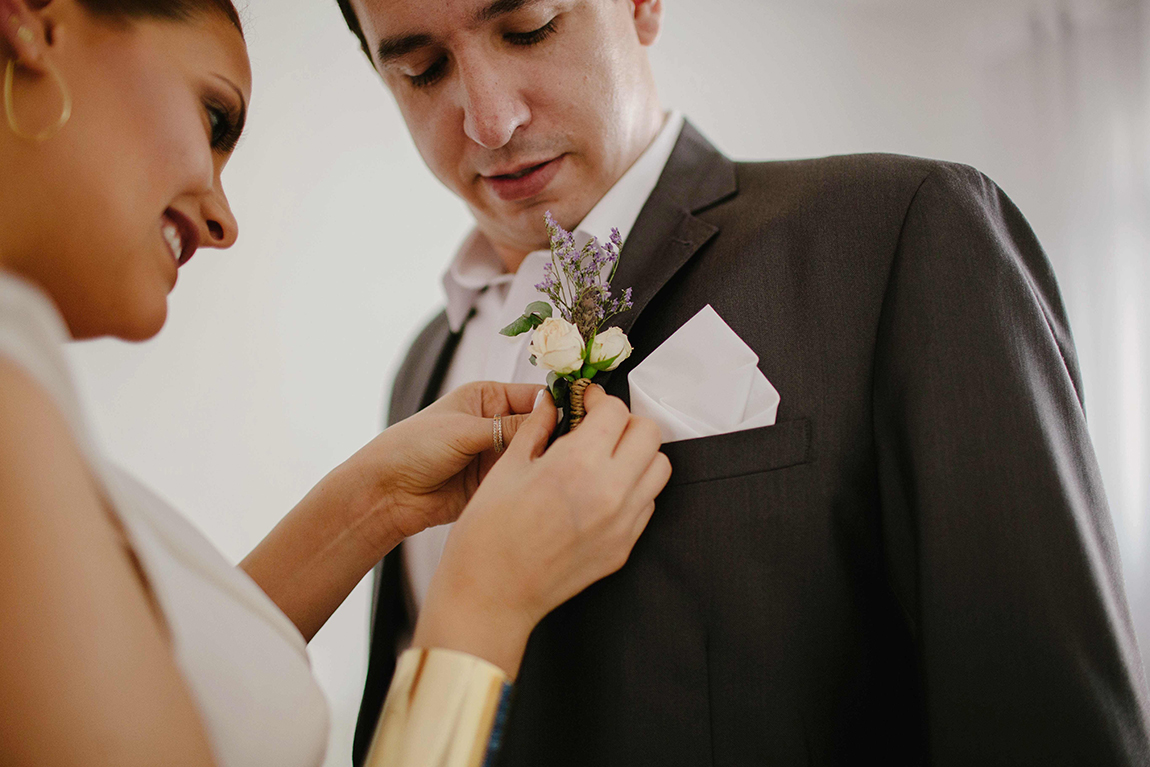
[633,0,662,47]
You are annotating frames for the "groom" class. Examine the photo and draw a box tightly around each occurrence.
[339,0,1150,763]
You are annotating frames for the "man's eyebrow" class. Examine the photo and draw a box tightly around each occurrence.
[376,0,545,63]
[376,33,436,65]
[476,0,541,24]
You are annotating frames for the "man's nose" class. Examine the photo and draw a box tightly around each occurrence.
[458,57,530,150]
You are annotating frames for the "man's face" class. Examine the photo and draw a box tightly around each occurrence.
[350,0,664,264]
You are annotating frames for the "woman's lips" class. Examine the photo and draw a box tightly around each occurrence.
[482,156,565,202]
[161,209,201,267]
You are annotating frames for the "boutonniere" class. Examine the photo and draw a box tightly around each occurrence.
[500,212,634,432]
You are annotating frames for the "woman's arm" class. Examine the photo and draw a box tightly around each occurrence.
[0,360,216,767]
[239,382,544,642]
[362,386,671,766]
[237,457,404,643]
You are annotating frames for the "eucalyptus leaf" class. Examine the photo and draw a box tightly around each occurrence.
[590,352,621,372]
[549,375,569,403]
[499,315,534,337]
[525,301,553,319]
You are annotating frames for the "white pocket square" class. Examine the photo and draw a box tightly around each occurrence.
[627,305,779,444]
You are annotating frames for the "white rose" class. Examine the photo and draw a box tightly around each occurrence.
[589,327,633,371]
[529,317,586,375]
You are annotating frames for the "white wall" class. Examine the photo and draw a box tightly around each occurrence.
[67,1,1150,765]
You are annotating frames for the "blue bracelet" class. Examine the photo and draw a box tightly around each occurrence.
[481,681,515,767]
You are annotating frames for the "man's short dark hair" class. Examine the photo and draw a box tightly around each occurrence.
[335,0,372,60]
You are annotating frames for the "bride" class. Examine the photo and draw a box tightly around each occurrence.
[0,1,671,765]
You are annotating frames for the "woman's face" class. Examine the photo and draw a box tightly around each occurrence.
[4,4,251,340]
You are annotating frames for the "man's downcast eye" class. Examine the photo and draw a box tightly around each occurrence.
[410,57,448,89]
[407,18,560,90]
[505,18,558,47]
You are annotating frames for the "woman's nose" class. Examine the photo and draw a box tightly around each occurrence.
[199,186,238,249]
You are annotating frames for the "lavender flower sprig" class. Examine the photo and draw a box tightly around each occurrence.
[533,212,633,343]
[500,211,636,404]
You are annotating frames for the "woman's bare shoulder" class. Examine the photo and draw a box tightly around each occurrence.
[0,357,216,766]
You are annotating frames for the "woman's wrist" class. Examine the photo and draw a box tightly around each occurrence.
[329,452,411,557]
[413,564,536,680]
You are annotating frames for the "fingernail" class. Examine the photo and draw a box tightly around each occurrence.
[533,390,547,411]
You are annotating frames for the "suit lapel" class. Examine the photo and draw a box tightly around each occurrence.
[387,311,464,425]
[596,121,738,390]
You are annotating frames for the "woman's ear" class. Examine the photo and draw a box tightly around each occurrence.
[633,0,663,47]
[2,0,49,72]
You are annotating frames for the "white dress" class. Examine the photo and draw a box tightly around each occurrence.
[0,271,330,767]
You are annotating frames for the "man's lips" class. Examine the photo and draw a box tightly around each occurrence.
[481,155,565,202]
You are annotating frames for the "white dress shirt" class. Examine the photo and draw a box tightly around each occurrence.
[404,111,686,610]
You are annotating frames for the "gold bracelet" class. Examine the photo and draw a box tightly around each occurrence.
[365,647,513,767]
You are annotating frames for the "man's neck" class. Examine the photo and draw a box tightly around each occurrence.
[492,242,533,275]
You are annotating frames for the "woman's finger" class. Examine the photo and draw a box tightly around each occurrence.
[611,415,664,478]
[618,452,671,534]
[628,502,658,548]
[441,381,546,419]
[505,390,557,461]
[571,385,630,452]
[488,383,548,417]
[476,381,547,418]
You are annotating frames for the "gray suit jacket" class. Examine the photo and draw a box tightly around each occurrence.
[354,122,1150,765]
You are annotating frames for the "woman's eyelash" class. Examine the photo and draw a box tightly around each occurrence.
[506,18,558,47]
[204,97,243,154]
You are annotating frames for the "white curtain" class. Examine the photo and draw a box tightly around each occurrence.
[978,0,1150,645]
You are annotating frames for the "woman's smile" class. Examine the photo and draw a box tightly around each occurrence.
[161,208,201,268]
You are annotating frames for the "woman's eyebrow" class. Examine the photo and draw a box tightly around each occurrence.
[214,75,248,136]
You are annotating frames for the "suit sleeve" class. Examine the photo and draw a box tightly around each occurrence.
[872,163,1150,764]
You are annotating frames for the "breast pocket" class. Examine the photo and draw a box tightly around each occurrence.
[660,418,814,487]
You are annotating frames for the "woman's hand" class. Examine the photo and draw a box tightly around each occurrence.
[239,381,543,641]
[346,381,546,544]
[413,386,672,677]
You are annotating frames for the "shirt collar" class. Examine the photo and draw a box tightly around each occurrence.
[443,110,686,332]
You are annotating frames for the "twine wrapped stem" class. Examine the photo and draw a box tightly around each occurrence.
[568,378,593,430]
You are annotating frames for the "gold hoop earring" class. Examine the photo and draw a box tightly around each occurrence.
[4,52,73,142]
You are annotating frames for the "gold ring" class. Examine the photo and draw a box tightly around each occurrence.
[492,415,504,454]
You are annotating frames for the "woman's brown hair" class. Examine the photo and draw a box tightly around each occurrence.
[75,0,243,34]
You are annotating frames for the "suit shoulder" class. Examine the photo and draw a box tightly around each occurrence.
[732,153,994,208]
